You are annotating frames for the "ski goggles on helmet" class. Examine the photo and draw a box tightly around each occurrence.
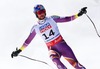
[36,10,46,15]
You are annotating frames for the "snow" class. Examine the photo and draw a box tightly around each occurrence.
[0,0,100,69]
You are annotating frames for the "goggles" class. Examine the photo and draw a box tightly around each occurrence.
[36,10,46,15]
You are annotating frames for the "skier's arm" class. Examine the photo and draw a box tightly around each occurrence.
[52,7,87,23]
[20,29,36,51]
[52,14,78,23]
[12,31,36,58]
[11,25,37,58]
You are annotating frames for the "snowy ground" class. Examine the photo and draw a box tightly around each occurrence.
[0,0,100,69]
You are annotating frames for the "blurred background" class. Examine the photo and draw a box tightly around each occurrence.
[0,0,100,69]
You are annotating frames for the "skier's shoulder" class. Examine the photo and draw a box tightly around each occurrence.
[45,16,60,20]
[50,15,60,19]
[30,24,37,33]
[32,24,37,29]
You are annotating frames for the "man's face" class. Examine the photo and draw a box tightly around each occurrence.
[36,10,46,20]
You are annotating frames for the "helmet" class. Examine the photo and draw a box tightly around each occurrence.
[34,4,45,13]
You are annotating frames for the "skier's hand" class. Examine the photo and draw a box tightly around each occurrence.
[78,7,87,16]
[11,48,22,58]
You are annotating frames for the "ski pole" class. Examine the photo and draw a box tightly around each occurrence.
[85,13,100,37]
[19,55,54,69]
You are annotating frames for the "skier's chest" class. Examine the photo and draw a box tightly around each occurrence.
[36,18,58,34]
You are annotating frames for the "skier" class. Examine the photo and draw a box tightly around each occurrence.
[11,4,87,69]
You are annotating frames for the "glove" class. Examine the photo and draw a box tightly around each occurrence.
[78,7,87,16]
[11,48,22,58]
